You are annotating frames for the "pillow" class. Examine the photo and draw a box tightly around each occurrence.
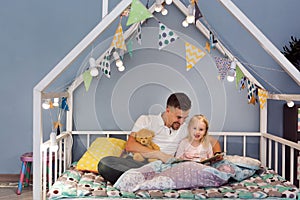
[224,155,261,170]
[76,137,126,173]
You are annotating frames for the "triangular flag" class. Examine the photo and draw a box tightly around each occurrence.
[185,42,206,71]
[99,51,111,78]
[126,0,153,26]
[258,88,269,109]
[136,23,142,45]
[246,79,257,105]
[110,23,127,51]
[158,22,179,50]
[239,77,246,91]
[209,31,217,49]
[53,121,63,129]
[83,70,93,91]
[214,56,231,80]
[49,100,54,109]
[205,41,210,53]
[235,65,244,89]
[61,97,69,111]
[127,39,133,57]
[194,2,203,24]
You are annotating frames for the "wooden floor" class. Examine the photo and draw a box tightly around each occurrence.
[0,187,32,200]
[0,174,32,200]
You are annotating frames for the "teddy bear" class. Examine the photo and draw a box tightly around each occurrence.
[132,128,160,162]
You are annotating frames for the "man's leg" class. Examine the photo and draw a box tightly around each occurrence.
[98,156,145,184]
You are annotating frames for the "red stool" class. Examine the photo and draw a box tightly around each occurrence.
[17,152,33,195]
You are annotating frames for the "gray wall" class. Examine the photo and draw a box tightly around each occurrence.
[0,0,299,174]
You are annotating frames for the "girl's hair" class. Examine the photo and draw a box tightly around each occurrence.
[187,114,210,148]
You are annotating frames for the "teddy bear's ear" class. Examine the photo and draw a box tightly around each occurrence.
[150,130,155,137]
[131,132,136,138]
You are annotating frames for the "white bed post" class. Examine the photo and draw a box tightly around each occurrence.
[33,89,43,200]
[260,100,268,167]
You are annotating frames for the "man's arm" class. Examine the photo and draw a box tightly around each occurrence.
[125,132,174,163]
[209,136,222,154]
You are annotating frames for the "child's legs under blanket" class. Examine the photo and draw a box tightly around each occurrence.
[98,156,146,184]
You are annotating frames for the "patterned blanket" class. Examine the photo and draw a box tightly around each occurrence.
[47,160,299,199]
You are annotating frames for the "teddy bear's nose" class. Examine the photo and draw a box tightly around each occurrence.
[141,139,147,144]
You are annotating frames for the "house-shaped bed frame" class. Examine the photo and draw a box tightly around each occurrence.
[33,0,300,199]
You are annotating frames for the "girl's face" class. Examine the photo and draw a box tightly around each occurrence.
[189,120,207,141]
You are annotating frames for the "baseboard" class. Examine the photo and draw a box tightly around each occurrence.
[0,174,20,182]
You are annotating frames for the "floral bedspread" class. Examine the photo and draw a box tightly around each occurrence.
[47,161,299,199]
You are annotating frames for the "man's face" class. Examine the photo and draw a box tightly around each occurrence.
[168,107,190,130]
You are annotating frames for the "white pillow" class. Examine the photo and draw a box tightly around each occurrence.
[224,155,261,170]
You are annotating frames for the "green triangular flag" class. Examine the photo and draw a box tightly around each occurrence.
[126,39,133,57]
[83,70,93,91]
[126,0,153,26]
[235,66,244,89]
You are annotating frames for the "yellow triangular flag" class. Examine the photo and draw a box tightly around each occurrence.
[185,42,206,71]
[110,23,127,51]
[258,88,268,109]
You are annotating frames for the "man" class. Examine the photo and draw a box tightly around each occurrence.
[98,92,221,183]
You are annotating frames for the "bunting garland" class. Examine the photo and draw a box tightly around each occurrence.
[158,22,179,50]
[185,42,206,71]
[75,0,276,111]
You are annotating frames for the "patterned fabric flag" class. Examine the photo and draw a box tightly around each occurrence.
[127,39,133,57]
[158,22,179,50]
[239,77,246,91]
[209,31,217,49]
[126,0,153,26]
[110,23,127,51]
[185,42,206,71]
[99,51,111,78]
[83,70,93,91]
[235,65,244,89]
[136,23,142,45]
[214,56,231,80]
[258,88,268,109]
[194,2,203,24]
[247,79,257,105]
[61,97,69,111]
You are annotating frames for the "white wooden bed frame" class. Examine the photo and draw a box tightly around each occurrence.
[40,130,300,200]
[33,1,300,199]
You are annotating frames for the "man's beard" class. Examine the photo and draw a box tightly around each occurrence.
[172,122,181,130]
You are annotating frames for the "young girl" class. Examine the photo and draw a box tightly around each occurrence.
[175,114,214,162]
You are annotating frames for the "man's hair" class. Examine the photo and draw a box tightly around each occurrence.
[167,92,191,111]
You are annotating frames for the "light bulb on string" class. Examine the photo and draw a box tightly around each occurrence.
[227,60,236,82]
[118,65,125,72]
[53,98,59,107]
[155,1,163,12]
[182,19,189,27]
[89,57,99,77]
[186,4,195,24]
[113,52,123,68]
[42,99,50,110]
[161,7,168,15]
[165,0,172,5]
[287,100,294,108]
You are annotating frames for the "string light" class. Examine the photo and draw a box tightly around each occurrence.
[53,98,59,107]
[165,0,172,5]
[42,99,50,110]
[227,60,236,82]
[89,57,99,77]
[287,100,294,108]
[155,0,163,12]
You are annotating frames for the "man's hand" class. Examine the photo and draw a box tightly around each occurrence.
[141,151,174,163]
